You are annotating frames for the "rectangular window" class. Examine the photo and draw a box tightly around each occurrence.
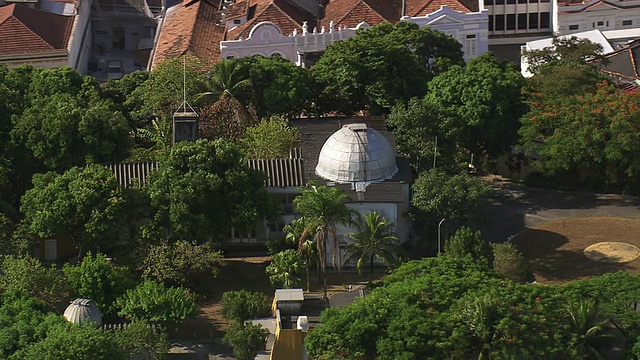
[485,0,494,4]
[233,19,241,24]
[597,21,604,26]
[507,14,516,30]
[495,14,505,31]
[495,0,504,5]
[529,13,538,29]
[623,20,633,26]
[518,13,527,29]
[540,12,550,29]
[507,0,516,4]
[488,15,494,31]
[518,0,527,3]
[466,34,477,57]
[568,24,579,30]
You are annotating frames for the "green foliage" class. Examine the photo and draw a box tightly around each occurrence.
[519,83,640,192]
[62,252,134,318]
[566,298,622,359]
[424,53,527,159]
[242,116,299,159]
[115,280,197,328]
[411,169,491,227]
[241,55,313,118]
[10,322,127,360]
[491,243,534,283]
[522,36,606,77]
[344,211,404,283]
[141,241,222,294]
[220,290,271,322]
[445,227,493,266]
[222,321,269,360]
[266,249,304,288]
[0,255,69,310]
[145,139,277,243]
[312,22,462,114]
[114,321,169,360]
[0,290,66,358]
[20,165,128,256]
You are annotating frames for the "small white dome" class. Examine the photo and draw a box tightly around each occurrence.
[63,298,103,327]
[316,124,398,184]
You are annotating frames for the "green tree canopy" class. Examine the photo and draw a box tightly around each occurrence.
[20,165,128,258]
[266,249,304,288]
[445,226,493,266]
[312,22,463,115]
[242,115,299,159]
[220,290,271,322]
[145,139,277,243]
[424,53,527,159]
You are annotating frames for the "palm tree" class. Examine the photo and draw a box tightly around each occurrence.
[567,299,623,359]
[265,249,304,289]
[293,182,354,299]
[344,211,404,283]
[459,295,501,360]
[283,217,318,292]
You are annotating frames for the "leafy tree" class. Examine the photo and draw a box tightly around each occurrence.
[445,227,493,267]
[145,139,277,243]
[293,182,354,299]
[411,169,491,228]
[519,83,640,192]
[283,217,318,291]
[387,97,464,172]
[20,165,128,258]
[10,322,127,360]
[141,240,222,294]
[266,249,304,288]
[223,322,269,360]
[0,290,66,358]
[115,280,197,328]
[313,22,462,114]
[242,115,299,158]
[522,36,606,77]
[114,320,170,360]
[102,70,151,130]
[220,290,271,322]
[491,243,534,283]
[62,252,134,318]
[0,255,70,310]
[424,53,527,160]
[240,55,313,118]
[344,211,404,283]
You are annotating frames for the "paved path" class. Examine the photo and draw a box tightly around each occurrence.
[477,182,640,243]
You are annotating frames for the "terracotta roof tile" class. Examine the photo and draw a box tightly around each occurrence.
[152,0,225,68]
[0,4,74,56]
[321,0,401,28]
[226,0,317,40]
[405,0,478,15]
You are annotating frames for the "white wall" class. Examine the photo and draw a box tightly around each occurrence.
[556,2,640,36]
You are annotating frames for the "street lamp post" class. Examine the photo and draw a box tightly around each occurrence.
[438,218,446,255]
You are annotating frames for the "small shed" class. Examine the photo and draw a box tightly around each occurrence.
[272,289,304,315]
[63,298,103,327]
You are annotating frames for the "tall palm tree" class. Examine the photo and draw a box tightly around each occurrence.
[293,182,354,299]
[567,299,623,359]
[284,217,318,292]
[344,211,404,283]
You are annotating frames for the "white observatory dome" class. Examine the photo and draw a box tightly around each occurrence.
[315,124,398,184]
[63,298,103,327]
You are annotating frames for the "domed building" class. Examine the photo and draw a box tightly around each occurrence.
[63,298,103,327]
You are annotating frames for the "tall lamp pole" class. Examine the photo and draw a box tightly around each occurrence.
[438,218,446,255]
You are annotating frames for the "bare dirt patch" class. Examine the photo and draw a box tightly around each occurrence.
[512,217,640,284]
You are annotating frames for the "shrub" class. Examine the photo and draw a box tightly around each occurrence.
[445,227,493,267]
[223,322,269,360]
[492,243,534,283]
[220,290,271,322]
[114,321,169,360]
[115,280,197,328]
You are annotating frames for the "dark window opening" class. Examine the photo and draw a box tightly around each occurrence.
[597,21,604,26]
[507,14,516,30]
[623,20,633,26]
[518,13,527,29]
[495,14,505,31]
[568,24,579,30]
[488,15,494,31]
[540,12,550,29]
[529,13,538,29]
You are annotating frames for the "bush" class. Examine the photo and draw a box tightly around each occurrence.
[492,243,534,283]
[242,116,299,159]
[222,322,269,360]
[114,321,169,360]
[142,241,222,294]
[266,249,304,288]
[445,227,493,267]
[220,290,271,322]
[115,280,197,328]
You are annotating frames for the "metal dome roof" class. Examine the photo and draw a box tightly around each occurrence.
[315,124,398,184]
[63,298,103,326]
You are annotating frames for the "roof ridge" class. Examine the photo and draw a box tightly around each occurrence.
[340,0,377,26]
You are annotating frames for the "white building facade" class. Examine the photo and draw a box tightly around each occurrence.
[554,0,640,36]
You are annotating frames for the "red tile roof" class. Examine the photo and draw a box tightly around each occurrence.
[322,0,401,28]
[226,0,317,40]
[0,4,74,56]
[405,0,478,15]
[152,0,226,68]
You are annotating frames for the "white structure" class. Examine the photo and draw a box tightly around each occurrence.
[402,5,489,62]
[63,298,103,327]
[520,29,615,77]
[555,0,640,36]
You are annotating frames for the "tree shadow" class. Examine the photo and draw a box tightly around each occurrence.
[513,229,634,283]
